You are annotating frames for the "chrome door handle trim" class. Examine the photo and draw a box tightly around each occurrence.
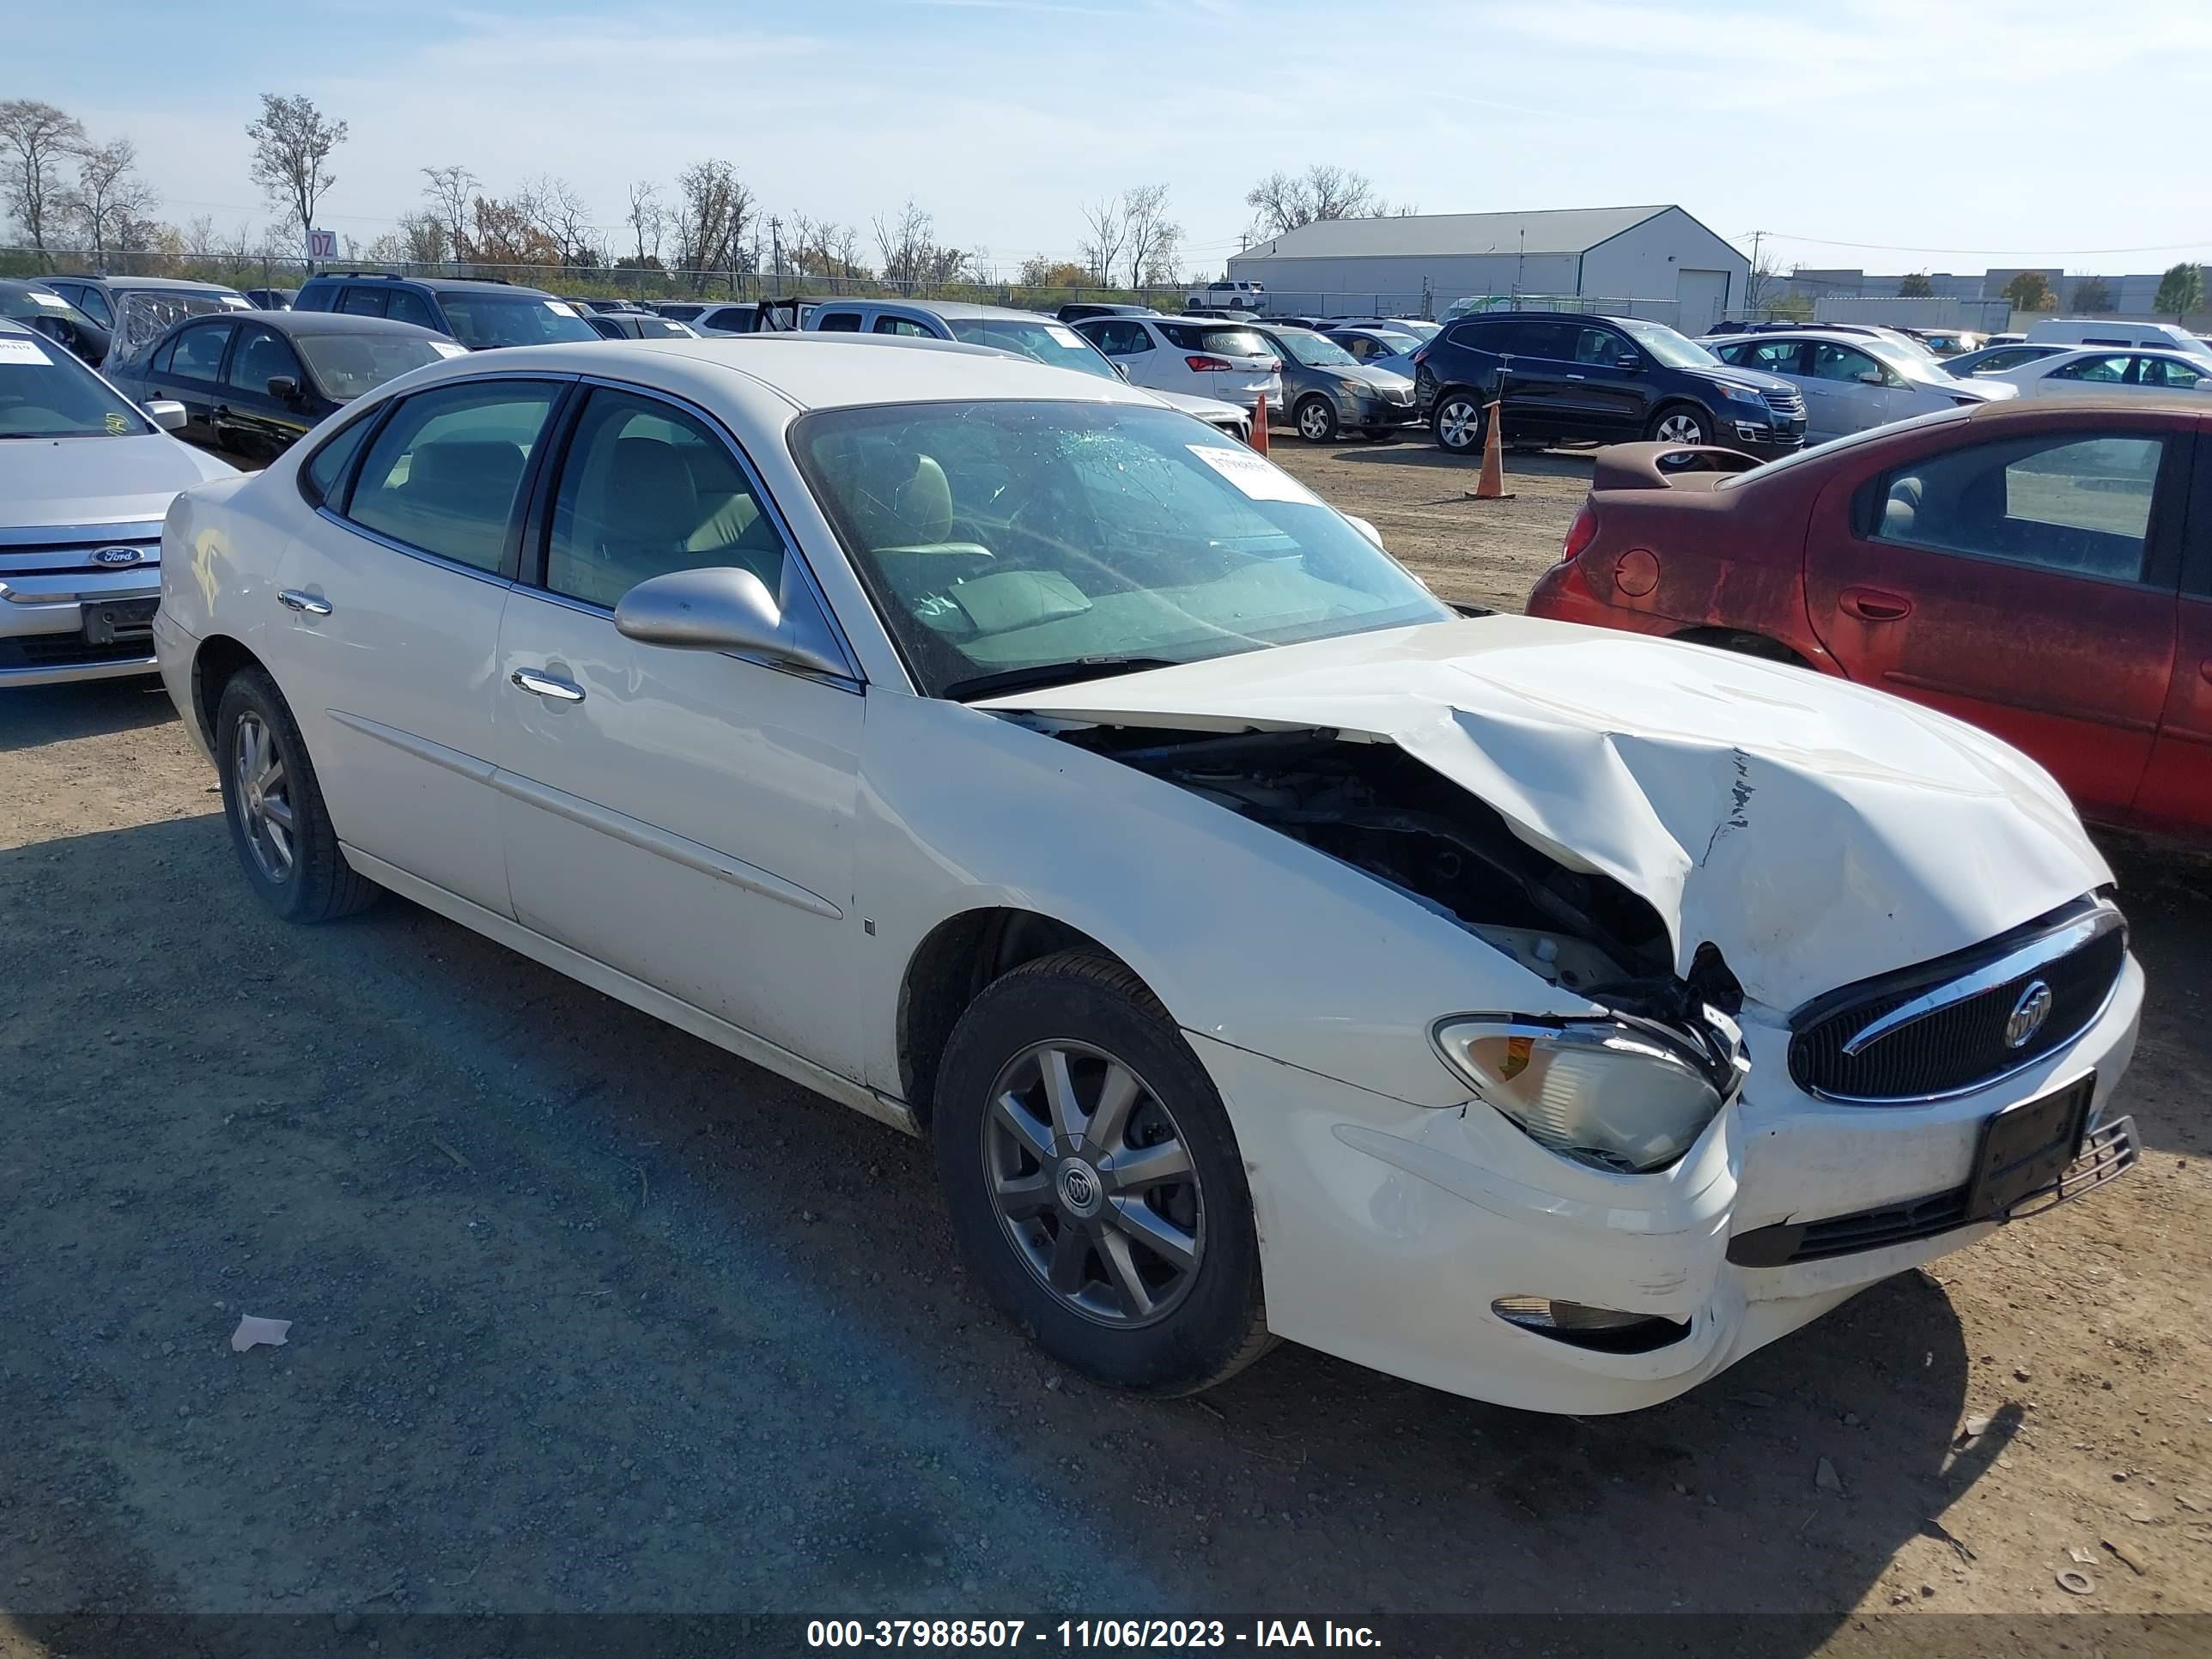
[276,589,331,616]
[510,668,586,702]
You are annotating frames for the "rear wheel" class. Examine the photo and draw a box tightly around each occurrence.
[1432,392,1486,454]
[1647,404,1712,446]
[1294,395,1339,442]
[215,667,379,923]
[933,951,1270,1394]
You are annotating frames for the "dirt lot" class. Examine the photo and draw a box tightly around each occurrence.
[2,437,2208,1656]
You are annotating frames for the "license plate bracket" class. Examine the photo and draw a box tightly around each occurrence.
[1967,1075,2094,1221]
[82,597,159,645]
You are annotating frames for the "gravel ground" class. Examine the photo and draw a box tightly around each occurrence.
[1,437,2208,1657]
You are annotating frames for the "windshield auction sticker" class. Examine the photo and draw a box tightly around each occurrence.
[1186,442,1322,505]
[0,337,53,366]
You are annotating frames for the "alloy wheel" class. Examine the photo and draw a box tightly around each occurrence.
[232,711,295,882]
[1655,410,1706,445]
[1437,399,1481,450]
[1297,399,1336,441]
[983,1039,1204,1328]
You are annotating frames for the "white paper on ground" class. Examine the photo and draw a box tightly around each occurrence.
[230,1314,291,1352]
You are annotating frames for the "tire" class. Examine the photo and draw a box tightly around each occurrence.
[933,950,1271,1395]
[1293,395,1339,443]
[214,666,380,924]
[1646,404,1713,447]
[1431,391,1485,454]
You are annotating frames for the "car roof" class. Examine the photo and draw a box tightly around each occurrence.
[208,311,445,339]
[359,333,1157,419]
[830,299,1049,323]
[304,273,556,297]
[60,274,245,295]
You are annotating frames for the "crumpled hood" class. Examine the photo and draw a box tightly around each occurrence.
[0,433,234,530]
[981,616,2112,1012]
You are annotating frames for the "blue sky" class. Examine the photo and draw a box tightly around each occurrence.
[11,0,2212,277]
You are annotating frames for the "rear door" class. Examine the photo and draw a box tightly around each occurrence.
[2136,420,2212,832]
[1802,416,2185,817]
[144,319,234,448]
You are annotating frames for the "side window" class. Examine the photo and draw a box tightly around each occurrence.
[873,314,932,337]
[1871,433,2166,583]
[299,411,376,508]
[1570,326,1623,365]
[149,335,178,374]
[543,388,787,610]
[1809,343,1882,384]
[343,380,560,574]
[169,322,234,381]
[815,311,862,332]
[2136,356,2203,390]
[2051,354,2130,384]
[338,286,389,318]
[386,289,440,331]
[225,328,304,393]
[70,285,113,326]
[1751,341,1805,374]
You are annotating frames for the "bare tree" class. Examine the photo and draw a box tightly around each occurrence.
[421,165,478,268]
[183,214,221,258]
[671,159,755,293]
[519,175,599,268]
[0,100,86,267]
[246,94,347,264]
[873,200,974,290]
[1243,163,1389,240]
[1119,184,1181,289]
[625,179,665,264]
[1078,195,1125,286]
[67,138,158,267]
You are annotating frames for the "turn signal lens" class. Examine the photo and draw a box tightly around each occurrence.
[1185,355,1235,373]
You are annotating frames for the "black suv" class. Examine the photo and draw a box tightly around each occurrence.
[1413,312,1806,458]
[292,273,600,350]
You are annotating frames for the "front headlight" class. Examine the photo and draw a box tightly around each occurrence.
[1431,1014,1747,1174]
[1718,383,1765,404]
[1336,377,1373,399]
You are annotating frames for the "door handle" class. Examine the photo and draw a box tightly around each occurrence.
[214,404,231,419]
[1841,586,1912,622]
[510,668,586,703]
[276,589,331,616]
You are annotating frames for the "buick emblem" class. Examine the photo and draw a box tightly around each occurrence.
[1055,1160,1102,1217]
[91,545,143,566]
[2004,981,2054,1049]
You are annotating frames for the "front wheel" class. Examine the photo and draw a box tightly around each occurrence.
[215,667,380,923]
[1647,404,1712,446]
[933,951,1270,1394]
[1294,395,1340,443]
[1432,392,1486,453]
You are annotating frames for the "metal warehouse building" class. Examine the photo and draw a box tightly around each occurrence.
[1224,204,1750,332]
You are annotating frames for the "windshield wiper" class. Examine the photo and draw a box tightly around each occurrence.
[943,656,1180,703]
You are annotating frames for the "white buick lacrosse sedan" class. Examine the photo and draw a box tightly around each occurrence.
[155,334,2142,1412]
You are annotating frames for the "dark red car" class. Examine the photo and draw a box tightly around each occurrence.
[1527,398,2212,836]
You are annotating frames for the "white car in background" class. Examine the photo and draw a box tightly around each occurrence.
[1705,329,2014,442]
[155,336,2142,1415]
[1070,314,1283,414]
[1972,346,2211,400]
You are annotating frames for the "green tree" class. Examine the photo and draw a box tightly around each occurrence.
[246,94,346,266]
[2001,270,2056,312]
[2069,276,2112,313]
[2153,262,2205,323]
[1897,271,1935,297]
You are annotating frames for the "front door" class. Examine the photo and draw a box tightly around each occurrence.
[273,376,568,915]
[216,324,315,463]
[492,383,869,1076]
[2136,437,2212,831]
[1800,340,1913,441]
[1802,421,2185,818]
[147,319,234,449]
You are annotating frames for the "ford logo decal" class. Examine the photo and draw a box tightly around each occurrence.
[92,545,144,567]
[2004,981,2054,1049]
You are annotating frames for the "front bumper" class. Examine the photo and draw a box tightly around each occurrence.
[0,566,161,686]
[1194,952,2142,1414]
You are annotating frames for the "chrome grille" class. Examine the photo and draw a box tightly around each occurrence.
[1761,388,1806,419]
[1789,900,2125,1102]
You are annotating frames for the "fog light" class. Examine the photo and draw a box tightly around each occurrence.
[1491,1296,1691,1354]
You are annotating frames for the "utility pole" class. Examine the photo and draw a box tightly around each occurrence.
[1747,229,1769,311]
[769,216,785,293]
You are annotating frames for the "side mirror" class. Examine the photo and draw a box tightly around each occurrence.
[1342,514,1385,550]
[1857,370,1886,386]
[614,566,851,679]
[1112,361,1128,380]
[1615,354,1642,371]
[266,375,300,402]
[144,399,187,432]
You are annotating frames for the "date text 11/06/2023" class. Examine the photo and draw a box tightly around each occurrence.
[806,1620,1382,1649]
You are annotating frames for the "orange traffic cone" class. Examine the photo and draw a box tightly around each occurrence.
[1465,396,1514,501]
[1250,392,1269,455]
